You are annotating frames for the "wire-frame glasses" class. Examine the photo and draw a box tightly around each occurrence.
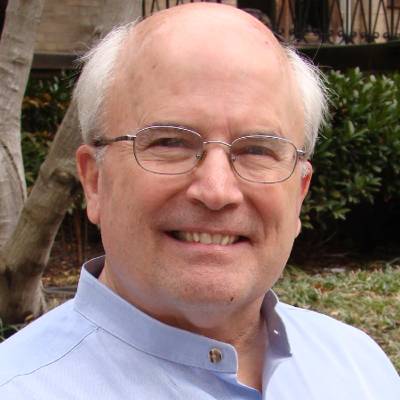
[93,125,306,184]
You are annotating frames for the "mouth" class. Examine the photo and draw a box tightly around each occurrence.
[167,231,247,246]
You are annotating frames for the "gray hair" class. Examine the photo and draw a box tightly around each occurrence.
[284,47,329,156]
[74,22,328,157]
[74,23,135,146]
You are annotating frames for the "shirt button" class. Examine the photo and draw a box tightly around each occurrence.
[209,348,223,363]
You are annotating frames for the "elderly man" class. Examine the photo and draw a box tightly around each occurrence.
[0,3,399,399]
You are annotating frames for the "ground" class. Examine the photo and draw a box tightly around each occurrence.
[43,240,104,309]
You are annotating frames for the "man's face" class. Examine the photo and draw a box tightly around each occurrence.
[77,7,311,328]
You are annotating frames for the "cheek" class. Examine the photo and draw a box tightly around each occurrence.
[98,175,151,271]
[98,165,180,235]
[97,166,138,244]
[253,183,302,237]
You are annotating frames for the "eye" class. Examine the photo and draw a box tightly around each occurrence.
[238,144,279,159]
[243,145,275,156]
[150,137,188,148]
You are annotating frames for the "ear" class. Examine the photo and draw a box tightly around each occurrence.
[295,160,313,237]
[76,144,101,225]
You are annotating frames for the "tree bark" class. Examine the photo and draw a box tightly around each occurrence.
[0,0,45,248]
[0,103,82,323]
[0,0,142,324]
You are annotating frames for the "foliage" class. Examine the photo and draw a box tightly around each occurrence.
[21,130,52,187]
[0,319,19,341]
[21,71,74,187]
[302,69,400,232]
[22,71,73,133]
[275,262,400,372]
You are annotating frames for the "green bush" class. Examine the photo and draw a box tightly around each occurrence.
[22,72,74,187]
[302,69,400,236]
[22,71,73,133]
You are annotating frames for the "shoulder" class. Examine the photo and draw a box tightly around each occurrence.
[277,301,367,336]
[0,300,97,388]
[277,301,383,352]
[276,302,399,387]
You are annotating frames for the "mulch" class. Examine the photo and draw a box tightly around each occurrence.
[43,240,104,308]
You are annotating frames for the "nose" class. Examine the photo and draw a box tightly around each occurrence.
[186,145,244,211]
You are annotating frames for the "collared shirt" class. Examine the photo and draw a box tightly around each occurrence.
[0,256,399,399]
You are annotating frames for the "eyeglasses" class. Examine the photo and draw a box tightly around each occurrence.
[93,125,306,184]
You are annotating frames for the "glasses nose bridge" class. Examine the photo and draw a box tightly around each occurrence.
[200,139,232,158]
[197,140,234,165]
[195,139,237,180]
[203,139,231,149]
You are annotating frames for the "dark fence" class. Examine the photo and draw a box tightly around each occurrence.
[141,0,400,45]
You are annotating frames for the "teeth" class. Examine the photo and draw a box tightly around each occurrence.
[200,233,212,244]
[212,234,222,244]
[177,232,238,245]
[221,235,230,246]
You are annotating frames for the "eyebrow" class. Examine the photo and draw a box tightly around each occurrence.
[144,121,196,131]
[144,121,285,139]
[246,129,285,139]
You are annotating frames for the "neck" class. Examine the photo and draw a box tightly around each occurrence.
[155,303,269,391]
[99,265,268,390]
[235,316,268,391]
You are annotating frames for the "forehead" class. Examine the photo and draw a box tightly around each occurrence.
[104,5,303,140]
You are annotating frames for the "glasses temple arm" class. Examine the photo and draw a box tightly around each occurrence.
[92,135,136,147]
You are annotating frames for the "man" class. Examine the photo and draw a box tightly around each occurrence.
[0,3,399,399]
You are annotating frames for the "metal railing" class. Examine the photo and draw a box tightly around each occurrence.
[141,0,400,45]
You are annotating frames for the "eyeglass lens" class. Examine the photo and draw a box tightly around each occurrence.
[134,126,298,183]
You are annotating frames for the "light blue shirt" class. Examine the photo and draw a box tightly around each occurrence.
[0,256,399,399]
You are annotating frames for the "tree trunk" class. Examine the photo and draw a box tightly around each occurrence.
[0,103,82,323]
[0,0,142,324]
[0,0,45,248]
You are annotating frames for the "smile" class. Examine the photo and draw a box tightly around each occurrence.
[170,231,242,245]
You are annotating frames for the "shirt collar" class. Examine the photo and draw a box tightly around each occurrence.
[74,256,291,374]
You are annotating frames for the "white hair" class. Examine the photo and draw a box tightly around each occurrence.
[74,22,328,157]
[285,47,329,156]
[74,23,136,145]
